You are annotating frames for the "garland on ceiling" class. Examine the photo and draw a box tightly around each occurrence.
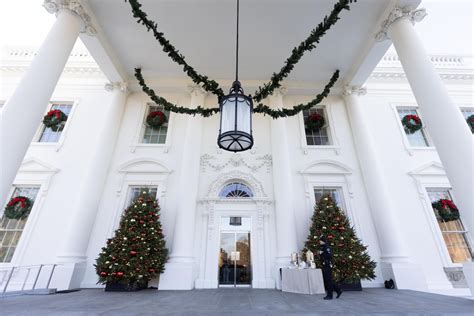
[126,0,356,118]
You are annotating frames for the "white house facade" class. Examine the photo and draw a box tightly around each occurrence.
[0,0,473,297]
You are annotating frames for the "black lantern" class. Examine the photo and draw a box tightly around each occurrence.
[217,0,253,152]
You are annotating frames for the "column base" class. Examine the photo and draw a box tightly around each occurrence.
[51,261,87,291]
[380,262,428,291]
[159,259,196,290]
[462,261,474,297]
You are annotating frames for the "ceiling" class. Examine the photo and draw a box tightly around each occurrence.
[81,0,421,93]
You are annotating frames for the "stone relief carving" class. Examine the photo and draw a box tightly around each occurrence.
[200,154,272,173]
[375,6,427,42]
[206,171,268,198]
[44,0,97,36]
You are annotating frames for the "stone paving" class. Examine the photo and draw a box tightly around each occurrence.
[0,288,473,315]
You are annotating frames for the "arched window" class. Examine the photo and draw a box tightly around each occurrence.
[219,182,254,198]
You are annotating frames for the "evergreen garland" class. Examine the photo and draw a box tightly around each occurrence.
[125,0,225,98]
[252,0,357,103]
[135,68,339,119]
[467,114,474,132]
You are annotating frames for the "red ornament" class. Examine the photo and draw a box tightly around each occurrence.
[130,251,137,256]
[328,235,334,239]
[100,272,108,277]
[117,272,124,277]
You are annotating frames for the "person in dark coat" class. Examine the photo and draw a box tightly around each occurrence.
[319,235,342,300]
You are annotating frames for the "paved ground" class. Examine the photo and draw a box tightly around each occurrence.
[0,288,473,315]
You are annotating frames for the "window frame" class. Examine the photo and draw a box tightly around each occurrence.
[298,104,341,155]
[391,104,435,155]
[425,187,473,266]
[32,100,78,151]
[130,101,174,152]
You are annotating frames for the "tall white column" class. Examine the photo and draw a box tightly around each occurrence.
[55,83,129,290]
[377,6,473,243]
[344,87,427,290]
[0,0,96,208]
[159,86,207,290]
[269,89,298,266]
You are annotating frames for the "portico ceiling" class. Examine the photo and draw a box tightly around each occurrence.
[80,0,421,93]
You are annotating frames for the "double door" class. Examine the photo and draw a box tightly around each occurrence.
[218,231,251,287]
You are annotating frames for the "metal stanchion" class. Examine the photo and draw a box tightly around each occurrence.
[32,264,43,290]
[2,267,15,294]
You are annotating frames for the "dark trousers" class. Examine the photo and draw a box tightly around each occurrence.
[322,267,341,298]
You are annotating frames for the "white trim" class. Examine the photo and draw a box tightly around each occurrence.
[129,100,175,153]
[30,100,79,152]
[298,104,341,155]
[390,103,435,156]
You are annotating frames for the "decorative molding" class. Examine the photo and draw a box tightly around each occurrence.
[105,82,130,93]
[206,171,268,198]
[200,154,272,173]
[342,85,367,97]
[375,6,427,42]
[187,84,209,98]
[43,0,97,36]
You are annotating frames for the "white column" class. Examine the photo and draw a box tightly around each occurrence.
[0,0,96,207]
[344,87,427,290]
[269,89,298,265]
[159,86,207,290]
[55,83,129,290]
[377,6,474,242]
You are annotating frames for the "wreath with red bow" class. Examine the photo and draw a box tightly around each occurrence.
[432,199,460,222]
[305,113,326,132]
[146,111,167,128]
[401,114,422,134]
[43,109,68,132]
[4,196,33,220]
[466,114,474,132]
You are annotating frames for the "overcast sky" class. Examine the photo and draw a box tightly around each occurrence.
[0,0,472,55]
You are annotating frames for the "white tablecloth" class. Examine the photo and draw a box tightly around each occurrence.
[281,268,325,294]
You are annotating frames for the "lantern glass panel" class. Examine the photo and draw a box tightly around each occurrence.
[237,96,251,135]
[221,97,236,134]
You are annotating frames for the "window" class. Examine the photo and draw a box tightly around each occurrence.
[38,102,73,143]
[126,186,158,206]
[303,108,330,146]
[0,186,40,262]
[397,108,430,147]
[427,188,472,263]
[313,187,345,212]
[141,104,169,144]
[219,183,253,198]
[461,108,474,133]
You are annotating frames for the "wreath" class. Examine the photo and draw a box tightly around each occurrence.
[146,111,167,128]
[466,114,474,132]
[432,199,460,222]
[401,114,422,134]
[4,196,33,220]
[305,113,326,132]
[43,109,68,131]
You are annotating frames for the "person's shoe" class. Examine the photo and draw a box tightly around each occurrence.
[336,290,343,299]
[323,296,333,300]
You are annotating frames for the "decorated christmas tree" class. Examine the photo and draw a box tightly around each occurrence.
[95,190,168,290]
[304,194,376,283]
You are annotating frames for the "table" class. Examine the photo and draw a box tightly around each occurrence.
[281,268,325,294]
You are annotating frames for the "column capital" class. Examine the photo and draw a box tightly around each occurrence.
[43,0,97,36]
[105,82,129,94]
[186,84,209,98]
[343,85,367,97]
[375,6,427,42]
[267,87,288,107]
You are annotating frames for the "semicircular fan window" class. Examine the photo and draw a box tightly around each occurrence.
[219,182,254,198]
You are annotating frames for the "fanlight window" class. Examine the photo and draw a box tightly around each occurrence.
[219,182,254,198]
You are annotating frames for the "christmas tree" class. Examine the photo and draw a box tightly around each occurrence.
[304,194,376,283]
[95,190,168,288]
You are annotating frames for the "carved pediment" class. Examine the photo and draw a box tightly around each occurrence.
[118,158,171,174]
[408,161,446,176]
[19,158,59,173]
[300,160,352,175]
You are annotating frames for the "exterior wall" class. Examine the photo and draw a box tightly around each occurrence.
[1,49,472,294]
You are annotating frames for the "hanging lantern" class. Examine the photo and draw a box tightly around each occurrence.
[217,0,253,152]
[217,81,253,152]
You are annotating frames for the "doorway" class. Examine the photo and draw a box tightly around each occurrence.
[218,217,252,287]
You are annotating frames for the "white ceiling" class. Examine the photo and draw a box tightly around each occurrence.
[82,0,420,92]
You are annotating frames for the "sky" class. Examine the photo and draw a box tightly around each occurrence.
[0,0,472,55]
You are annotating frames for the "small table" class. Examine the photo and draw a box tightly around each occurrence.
[281,268,325,295]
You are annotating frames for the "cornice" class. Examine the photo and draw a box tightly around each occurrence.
[43,0,97,36]
[375,6,427,42]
